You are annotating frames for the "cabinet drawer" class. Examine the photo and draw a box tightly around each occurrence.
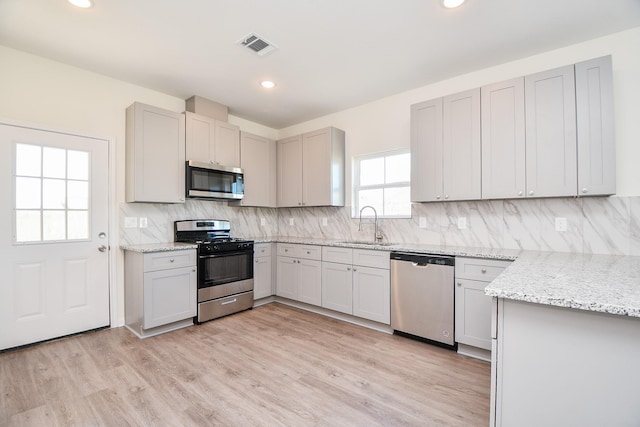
[322,246,353,264]
[277,243,321,260]
[254,243,272,257]
[455,257,511,281]
[143,250,196,272]
[353,249,390,270]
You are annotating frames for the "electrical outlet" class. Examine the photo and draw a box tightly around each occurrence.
[419,216,427,228]
[139,217,148,228]
[555,217,567,232]
[124,217,138,228]
[457,217,467,230]
[289,218,294,226]
[321,217,328,227]
[260,217,266,226]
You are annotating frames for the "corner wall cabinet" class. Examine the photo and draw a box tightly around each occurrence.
[124,248,197,338]
[185,111,240,168]
[277,127,345,207]
[231,132,276,207]
[413,55,615,202]
[125,102,186,203]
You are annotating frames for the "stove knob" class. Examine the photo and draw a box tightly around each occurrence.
[213,245,219,251]
[237,243,242,249]
[243,243,249,249]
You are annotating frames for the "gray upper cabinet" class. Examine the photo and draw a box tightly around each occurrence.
[126,102,186,203]
[524,65,577,198]
[231,132,276,207]
[185,111,240,168]
[411,89,480,202]
[576,55,616,196]
[277,127,345,207]
[443,88,481,201]
[481,77,526,199]
[411,98,443,202]
[277,134,303,207]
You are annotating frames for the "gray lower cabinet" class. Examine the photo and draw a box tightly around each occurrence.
[275,243,322,305]
[125,249,197,338]
[253,243,274,300]
[455,257,511,359]
[321,246,391,324]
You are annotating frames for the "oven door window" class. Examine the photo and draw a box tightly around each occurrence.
[199,251,253,288]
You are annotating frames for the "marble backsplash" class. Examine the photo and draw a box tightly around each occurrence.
[120,196,640,256]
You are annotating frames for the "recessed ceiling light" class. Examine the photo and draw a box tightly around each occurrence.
[443,0,465,8]
[260,81,276,89]
[68,0,93,8]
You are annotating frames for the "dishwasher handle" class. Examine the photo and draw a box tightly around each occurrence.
[390,252,455,267]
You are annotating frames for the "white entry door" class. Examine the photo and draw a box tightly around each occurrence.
[0,123,110,350]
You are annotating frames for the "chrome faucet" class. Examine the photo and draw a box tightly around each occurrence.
[358,205,383,242]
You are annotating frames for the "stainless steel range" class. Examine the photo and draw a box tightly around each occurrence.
[174,219,254,323]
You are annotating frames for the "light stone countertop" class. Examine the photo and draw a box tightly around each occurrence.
[485,251,640,318]
[253,237,640,318]
[120,242,198,253]
[121,237,640,318]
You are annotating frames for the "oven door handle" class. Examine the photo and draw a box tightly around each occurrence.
[199,250,252,259]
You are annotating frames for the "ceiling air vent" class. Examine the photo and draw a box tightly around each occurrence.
[238,33,277,57]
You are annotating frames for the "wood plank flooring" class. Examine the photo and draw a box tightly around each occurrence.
[0,303,491,426]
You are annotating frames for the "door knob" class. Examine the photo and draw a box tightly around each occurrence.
[98,245,107,252]
[98,232,106,239]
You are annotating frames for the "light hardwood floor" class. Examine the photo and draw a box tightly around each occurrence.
[0,303,491,426]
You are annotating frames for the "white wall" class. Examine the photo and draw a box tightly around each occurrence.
[0,45,277,327]
[278,27,640,199]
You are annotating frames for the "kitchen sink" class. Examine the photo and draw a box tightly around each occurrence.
[336,240,396,247]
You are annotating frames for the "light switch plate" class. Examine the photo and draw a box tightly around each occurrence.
[321,217,328,227]
[289,218,294,226]
[555,217,567,232]
[124,217,138,228]
[139,217,148,228]
[260,217,266,226]
[457,217,467,230]
[419,216,427,228]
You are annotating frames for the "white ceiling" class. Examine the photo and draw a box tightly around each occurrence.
[1,0,639,129]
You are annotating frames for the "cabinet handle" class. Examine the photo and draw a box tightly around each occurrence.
[481,268,487,273]
[353,268,357,272]
[528,190,534,196]
[192,269,196,272]
[284,249,288,252]
[306,251,310,254]
[444,194,449,200]
[347,267,351,271]
[582,187,588,194]
[457,282,462,286]
[221,298,237,305]
[436,195,441,200]
[170,259,175,263]
[518,191,523,196]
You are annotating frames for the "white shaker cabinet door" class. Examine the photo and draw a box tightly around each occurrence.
[481,78,526,199]
[576,55,616,196]
[353,266,390,324]
[277,135,303,207]
[443,88,481,201]
[524,65,577,198]
[410,98,443,202]
[143,266,196,330]
[321,261,353,315]
[276,256,298,300]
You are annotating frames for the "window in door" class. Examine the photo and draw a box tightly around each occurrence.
[14,143,90,243]
[353,150,411,218]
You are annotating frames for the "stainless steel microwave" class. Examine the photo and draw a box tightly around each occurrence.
[185,161,244,200]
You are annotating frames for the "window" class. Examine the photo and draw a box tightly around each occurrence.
[14,143,90,243]
[353,150,411,218]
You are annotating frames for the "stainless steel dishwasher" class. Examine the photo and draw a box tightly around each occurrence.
[390,252,455,348]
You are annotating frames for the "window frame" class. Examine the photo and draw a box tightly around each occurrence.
[352,149,411,219]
